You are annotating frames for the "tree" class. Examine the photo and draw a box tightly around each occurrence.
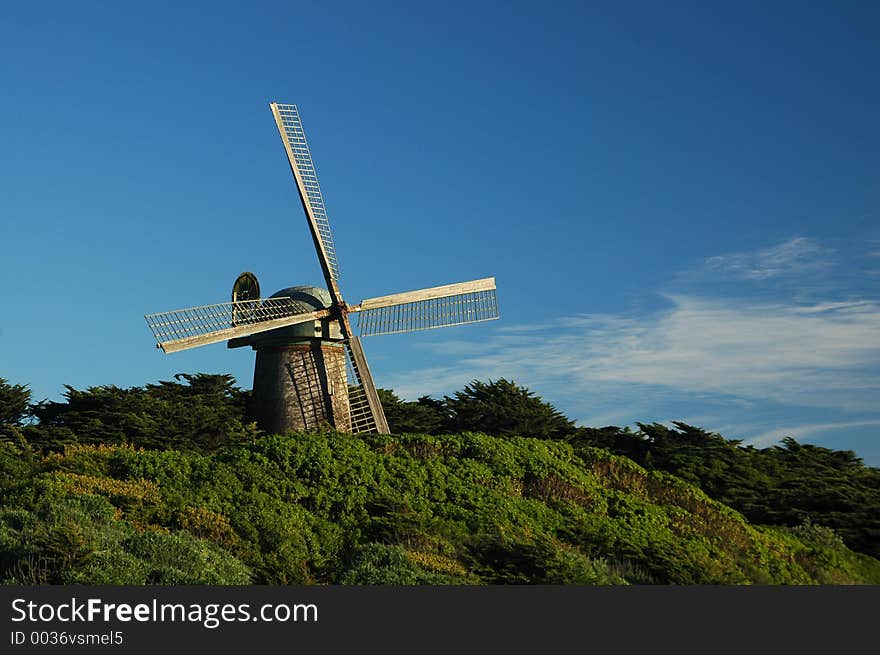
[0,378,31,426]
[377,389,450,434]
[444,379,575,439]
[26,373,257,452]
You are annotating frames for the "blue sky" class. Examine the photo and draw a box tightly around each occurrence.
[2,1,878,464]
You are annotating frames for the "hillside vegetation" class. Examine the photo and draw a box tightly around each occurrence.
[1,375,878,585]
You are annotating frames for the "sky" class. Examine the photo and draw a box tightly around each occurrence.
[1,1,878,464]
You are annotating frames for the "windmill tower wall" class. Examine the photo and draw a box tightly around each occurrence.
[251,339,350,434]
[248,286,351,434]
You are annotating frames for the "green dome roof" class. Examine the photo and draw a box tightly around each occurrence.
[250,285,341,345]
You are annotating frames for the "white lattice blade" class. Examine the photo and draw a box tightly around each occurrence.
[356,277,496,311]
[353,278,498,337]
[145,298,327,354]
[340,337,389,434]
[155,311,324,353]
[270,102,340,281]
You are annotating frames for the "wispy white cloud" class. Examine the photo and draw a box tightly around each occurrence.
[389,295,880,414]
[702,236,830,280]
[411,339,488,356]
[747,420,880,449]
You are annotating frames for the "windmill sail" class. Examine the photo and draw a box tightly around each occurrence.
[145,297,327,354]
[270,101,391,435]
[270,103,341,284]
[341,337,389,434]
[353,277,498,337]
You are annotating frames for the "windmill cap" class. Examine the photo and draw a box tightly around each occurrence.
[269,285,332,310]
[248,285,341,346]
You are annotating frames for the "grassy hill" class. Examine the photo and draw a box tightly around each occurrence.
[2,430,878,585]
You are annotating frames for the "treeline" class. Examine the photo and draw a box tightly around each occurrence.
[10,374,255,453]
[1,374,878,584]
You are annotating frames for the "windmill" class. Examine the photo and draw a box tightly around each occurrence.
[144,102,499,435]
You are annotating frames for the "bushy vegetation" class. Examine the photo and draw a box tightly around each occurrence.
[568,422,880,561]
[1,375,878,585]
[380,383,880,563]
